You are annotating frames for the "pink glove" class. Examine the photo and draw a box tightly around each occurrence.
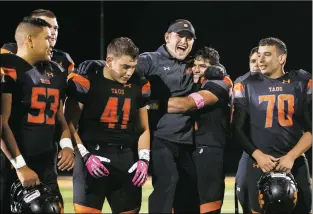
[128,160,149,187]
[84,154,110,178]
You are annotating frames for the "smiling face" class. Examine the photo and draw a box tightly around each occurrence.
[257,45,286,77]
[165,31,194,60]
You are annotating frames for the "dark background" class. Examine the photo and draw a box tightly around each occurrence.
[0,1,312,175]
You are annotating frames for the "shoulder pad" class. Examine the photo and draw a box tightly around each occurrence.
[235,71,251,83]
[289,69,311,81]
[52,49,74,64]
[33,60,64,75]
[1,43,17,54]
[0,53,33,70]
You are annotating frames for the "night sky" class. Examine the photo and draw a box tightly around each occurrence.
[0,1,311,173]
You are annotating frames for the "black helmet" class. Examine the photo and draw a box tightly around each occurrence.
[10,180,61,213]
[257,171,298,213]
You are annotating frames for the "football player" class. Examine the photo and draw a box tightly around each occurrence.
[1,9,75,75]
[234,46,260,214]
[166,47,232,213]
[65,37,150,214]
[1,17,74,213]
[233,37,312,213]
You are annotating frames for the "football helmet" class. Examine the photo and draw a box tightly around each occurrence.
[10,180,61,213]
[257,171,298,214]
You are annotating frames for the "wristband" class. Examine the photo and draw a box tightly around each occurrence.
[138,149,150,162]
[77,144,89,157]
[59,138,74,150]
[10,155,26,169]
[188,92,205,109]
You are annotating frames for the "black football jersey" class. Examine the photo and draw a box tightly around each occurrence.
[67,61,145,147]
[1,54,66,157]
[194,76,233,147]
[233,70,312,156]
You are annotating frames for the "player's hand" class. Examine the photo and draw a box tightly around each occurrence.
[128,160,149,187]
[16,166,40,187]
[57,148,75,171]
[254,150,279,172]
[83,154,110,178]
[275,154,295,173]
[75,60,105,76]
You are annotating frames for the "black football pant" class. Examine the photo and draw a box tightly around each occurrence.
[149,137,199,213]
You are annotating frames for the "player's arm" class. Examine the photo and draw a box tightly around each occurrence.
[276,79,312,172]
[128,89,150,187]
[168,76,232,113]
[55,99,75,171]
[232,82,278,172]
[1,72,40,187]
[65,73,110,177]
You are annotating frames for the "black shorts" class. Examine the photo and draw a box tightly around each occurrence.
[247,155,312,213]
[0,148,63,213]
[193,146,225,206]
[73,143,142,213]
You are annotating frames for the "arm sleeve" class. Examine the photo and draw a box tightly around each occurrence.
[66,73,90,104]
[232,82,258,155]
[201,76,232,103]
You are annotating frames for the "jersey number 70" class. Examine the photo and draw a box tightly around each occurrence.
[258,94,294,128]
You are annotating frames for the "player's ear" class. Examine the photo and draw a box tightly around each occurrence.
[279,54,287,65]
[164,32,170,43]
[106,56,113,68]
[26,35,34,49]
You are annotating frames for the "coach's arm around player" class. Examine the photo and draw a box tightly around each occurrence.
[167,65,231,113]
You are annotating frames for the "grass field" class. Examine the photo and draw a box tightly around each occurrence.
[59,176,242,213]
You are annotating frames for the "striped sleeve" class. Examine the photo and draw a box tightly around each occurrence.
[233,82,248,112]
[67,73,90,103]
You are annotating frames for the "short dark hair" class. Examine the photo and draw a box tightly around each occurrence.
[15,17,51,46]
[107,37,139,59]
[30,9,56,18]
[194,46,220,65]
[249,47,258,58]
[259,37,287,54]
[21,16,52,28]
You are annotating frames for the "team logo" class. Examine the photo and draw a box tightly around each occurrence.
[253,163,260,168]
[184,24,188,28]
[283,79,290,84]
[46,72,54,77]
[124,84,132,88]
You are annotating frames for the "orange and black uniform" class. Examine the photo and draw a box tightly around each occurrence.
[193,76,232,213]
[0,54,66,213]
[68,61,145,213]
[233,70,312,213]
